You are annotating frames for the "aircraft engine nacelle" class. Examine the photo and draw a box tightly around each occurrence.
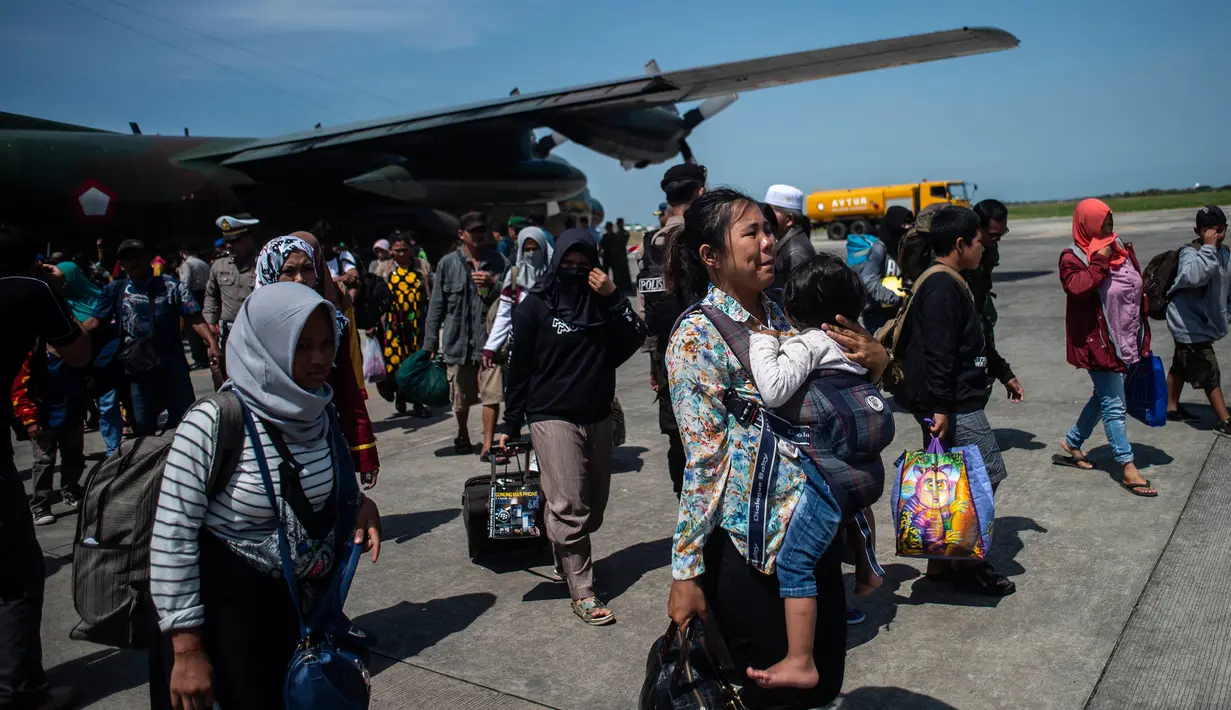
[543,96,737,167]
[343,157,586,206]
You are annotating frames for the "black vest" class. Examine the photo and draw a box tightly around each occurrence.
[638,230,685,350]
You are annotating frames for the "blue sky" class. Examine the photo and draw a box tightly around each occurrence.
[3,0,1230,224]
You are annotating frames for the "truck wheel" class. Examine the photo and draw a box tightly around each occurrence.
[826,222,848,240]
[849,219,871,236]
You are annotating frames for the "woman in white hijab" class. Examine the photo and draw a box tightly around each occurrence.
[482,226,553,368]
[148,282,381,710]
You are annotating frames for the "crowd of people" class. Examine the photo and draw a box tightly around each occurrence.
[0,160,1227,708]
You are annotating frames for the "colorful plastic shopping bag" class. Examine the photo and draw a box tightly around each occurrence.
[361,335,386,384]
[891,432,995,561]
[1125,355,1167,427]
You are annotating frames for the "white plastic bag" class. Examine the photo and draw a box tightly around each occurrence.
[362,335,386,383]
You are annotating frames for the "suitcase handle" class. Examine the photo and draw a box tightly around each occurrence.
[488,441,534,485]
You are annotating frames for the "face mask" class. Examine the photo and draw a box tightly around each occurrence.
[557,265,588,282]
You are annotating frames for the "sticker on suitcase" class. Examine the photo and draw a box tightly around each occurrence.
[489,484,543,538]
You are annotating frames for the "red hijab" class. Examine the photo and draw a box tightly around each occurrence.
[1072,198,1126,266]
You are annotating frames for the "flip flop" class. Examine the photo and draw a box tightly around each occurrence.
[1052,453,1098,470]
[1121,480,1158,497]
[571,597,616,626]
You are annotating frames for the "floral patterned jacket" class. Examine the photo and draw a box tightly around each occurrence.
[666,284,806,579]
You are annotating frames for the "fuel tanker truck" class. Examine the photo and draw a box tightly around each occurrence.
[806,180,974,239]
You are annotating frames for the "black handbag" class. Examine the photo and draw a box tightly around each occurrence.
[639,619,747,710]
[113,279,163,377]
[117,336,161,377]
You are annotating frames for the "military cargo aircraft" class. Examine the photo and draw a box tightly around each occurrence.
[0,27,1017,253]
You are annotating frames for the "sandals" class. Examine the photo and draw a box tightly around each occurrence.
[1053,450,1102,467]
[571,597,615,626]
[1121,480,1159,497]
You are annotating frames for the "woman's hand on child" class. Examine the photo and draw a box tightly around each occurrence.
[823,316,888,379]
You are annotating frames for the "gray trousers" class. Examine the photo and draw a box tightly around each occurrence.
[529,418,613,601]
[28,425,85,511]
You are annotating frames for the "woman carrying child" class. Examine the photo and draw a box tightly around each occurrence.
[664,188,888,708]
[744,253,894,688]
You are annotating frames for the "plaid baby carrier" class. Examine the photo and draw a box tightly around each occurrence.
[679,301,894,516]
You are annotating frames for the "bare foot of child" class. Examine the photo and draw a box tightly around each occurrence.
[746,656,819,690]
[854,569,883,596]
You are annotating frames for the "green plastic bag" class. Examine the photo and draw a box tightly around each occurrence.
[395,350,450,408]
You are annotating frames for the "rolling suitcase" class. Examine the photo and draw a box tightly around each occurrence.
[461,440,548,561]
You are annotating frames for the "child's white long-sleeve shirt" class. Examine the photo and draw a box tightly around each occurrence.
[748,328,867,408]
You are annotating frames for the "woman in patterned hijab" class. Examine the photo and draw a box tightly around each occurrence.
[251,234,383,487]
[255,236,317,288]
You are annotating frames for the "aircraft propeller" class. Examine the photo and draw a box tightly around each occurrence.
[682,94,738,131]
[676,94,738,165]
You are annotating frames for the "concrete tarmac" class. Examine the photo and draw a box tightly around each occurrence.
[19,205,1231,709]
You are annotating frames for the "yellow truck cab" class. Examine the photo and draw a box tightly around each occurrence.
[806,180,974,240]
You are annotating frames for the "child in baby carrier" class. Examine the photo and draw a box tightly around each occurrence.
[745,253,894,690]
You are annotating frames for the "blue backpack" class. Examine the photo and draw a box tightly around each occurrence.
[846,233,877,267]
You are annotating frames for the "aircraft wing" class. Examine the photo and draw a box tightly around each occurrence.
[182,27,1017,168]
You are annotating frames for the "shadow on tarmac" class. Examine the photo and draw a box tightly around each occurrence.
[370,408,452,434]
[992,269,1054,284]
[43,553,71,579]
[995,428,1047,452]
[850,516,1048,632]
[836,685,960,709]
[1170,402,1221,430]
[845,563,920,650]
[595,536,672,602]
[612,445,648,474]
[432,444,475,459]
[356,592,498,675]
[1086,442,1175,472]
[381,508,460,544]
[519,536,673,603]
[46,648,148,707]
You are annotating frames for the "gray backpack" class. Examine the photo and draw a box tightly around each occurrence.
[70,392,246,649]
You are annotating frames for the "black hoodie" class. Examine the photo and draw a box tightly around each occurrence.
[502,230,647,436]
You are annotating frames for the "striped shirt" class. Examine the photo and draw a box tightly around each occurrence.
[150,400,337,631]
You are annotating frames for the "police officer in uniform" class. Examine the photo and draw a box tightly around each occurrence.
[204,214,259,390]
[638,164,706,497]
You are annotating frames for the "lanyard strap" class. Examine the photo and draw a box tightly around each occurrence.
[746,408,778,569]
[244,405,361,636]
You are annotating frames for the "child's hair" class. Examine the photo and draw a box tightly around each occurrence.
[782,253,867,330]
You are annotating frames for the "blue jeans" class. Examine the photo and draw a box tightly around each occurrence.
[776,457,843,599]
[96,388,123,457]
[1066,371,1134,465]
[129,361,196,437]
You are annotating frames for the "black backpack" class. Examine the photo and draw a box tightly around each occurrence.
[1143,240,1200,321]
[70,391,246,649]
[352,272,391,331]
